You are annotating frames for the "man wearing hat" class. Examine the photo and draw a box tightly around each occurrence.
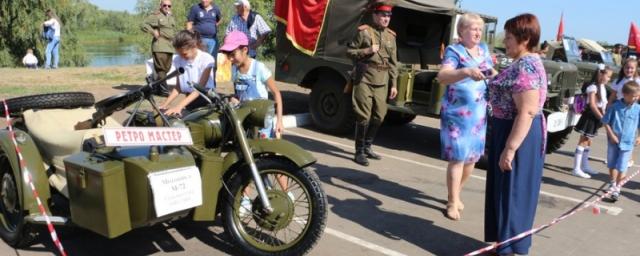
[141,0,177,96]
[226,0,272,58]
[346,2,398,166]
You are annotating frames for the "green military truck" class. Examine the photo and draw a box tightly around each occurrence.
[274,0,580,153]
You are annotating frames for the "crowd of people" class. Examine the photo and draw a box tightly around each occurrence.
[137,0,280,138]
[127,1,632,254]
[20,1,640,255]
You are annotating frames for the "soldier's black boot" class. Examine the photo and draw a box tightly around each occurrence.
[364,121,382,160]
[354,123,369,166]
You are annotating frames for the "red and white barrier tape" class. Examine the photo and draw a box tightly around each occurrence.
[2,100,67,256]
[465,168,640,256]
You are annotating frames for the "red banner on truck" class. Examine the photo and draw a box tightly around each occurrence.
[275,0,331,55]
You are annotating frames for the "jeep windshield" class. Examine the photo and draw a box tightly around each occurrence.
[600,51,615,66]
[563,37,582,62]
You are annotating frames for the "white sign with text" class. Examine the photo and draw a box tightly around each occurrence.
[546,111,569,133]
[148,166,202,217]
[103,127,193,147]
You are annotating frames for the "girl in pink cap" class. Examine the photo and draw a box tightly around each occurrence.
[220,30,284,138]
[220,31,289,216]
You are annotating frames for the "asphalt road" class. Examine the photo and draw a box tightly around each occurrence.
[1,86,639,255]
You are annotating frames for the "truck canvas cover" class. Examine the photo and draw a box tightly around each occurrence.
[275,0,456,58]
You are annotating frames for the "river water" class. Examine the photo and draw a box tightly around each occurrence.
[85,43,147,67]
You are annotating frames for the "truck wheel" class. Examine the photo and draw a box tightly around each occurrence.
[0,92,95,117]
[384,111,417,125]
[222,158,327,256]
[546,127,573,154]
[309,79,354,134]
[0,151,36,248]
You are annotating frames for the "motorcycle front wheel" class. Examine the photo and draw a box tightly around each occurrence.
[222,158,327,256]
[0,150,36,247]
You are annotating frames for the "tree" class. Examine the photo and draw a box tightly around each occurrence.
[0,0,89,67]
[0,0,47,66]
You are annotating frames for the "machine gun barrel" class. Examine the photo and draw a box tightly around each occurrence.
[75,68,185,129]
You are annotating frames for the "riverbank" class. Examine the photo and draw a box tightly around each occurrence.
[0,65,147,99]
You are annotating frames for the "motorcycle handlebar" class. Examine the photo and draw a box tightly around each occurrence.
[192,83,221,102]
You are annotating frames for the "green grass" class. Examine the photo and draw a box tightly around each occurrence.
[76,72,130,82]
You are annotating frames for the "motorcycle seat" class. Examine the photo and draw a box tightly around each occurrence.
[23,108,122,197]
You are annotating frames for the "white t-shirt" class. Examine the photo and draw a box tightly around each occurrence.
[44,18,61,37]
[22,53,38,65]
[611,77,640,100]
[172,49,215,93]
[585,83,607,111]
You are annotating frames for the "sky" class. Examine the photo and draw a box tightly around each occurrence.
[460,0,633,45]
[89,0,634,45]
[87,0,136,13]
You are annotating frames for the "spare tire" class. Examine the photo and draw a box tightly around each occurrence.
[0,92,95,117]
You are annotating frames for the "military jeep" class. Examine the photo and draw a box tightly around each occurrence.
[546,36,613,87]
[274,0,580,153]
[578,38,619,68]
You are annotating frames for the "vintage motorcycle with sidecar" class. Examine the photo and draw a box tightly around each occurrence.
[0,69,327,255]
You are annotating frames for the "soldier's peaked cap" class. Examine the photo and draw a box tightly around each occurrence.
[375,4,393,12]
[371,0,395,11]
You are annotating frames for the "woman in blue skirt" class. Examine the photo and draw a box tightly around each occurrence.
[485,13,547,255]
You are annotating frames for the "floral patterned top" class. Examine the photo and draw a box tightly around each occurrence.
[488,54,547,119]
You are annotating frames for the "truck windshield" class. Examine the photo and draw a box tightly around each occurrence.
[563,38,582,62]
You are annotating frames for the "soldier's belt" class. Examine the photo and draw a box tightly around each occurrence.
[366,63,391,71]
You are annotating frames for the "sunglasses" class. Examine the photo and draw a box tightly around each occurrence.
[162,4,172,8]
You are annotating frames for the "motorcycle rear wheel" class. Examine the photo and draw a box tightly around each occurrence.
[222,158,327,256]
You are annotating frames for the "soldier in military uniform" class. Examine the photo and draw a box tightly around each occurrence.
[141,0,177,96]
[346,2,398,166]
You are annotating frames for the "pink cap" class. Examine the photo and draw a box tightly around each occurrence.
[219,31,249,52]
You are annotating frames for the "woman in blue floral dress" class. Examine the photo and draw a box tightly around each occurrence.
[437,13,495,220]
